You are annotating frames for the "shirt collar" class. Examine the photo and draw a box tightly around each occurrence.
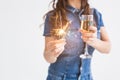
[66,5,84,14]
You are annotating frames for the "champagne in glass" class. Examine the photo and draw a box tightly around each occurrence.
[80,15,93,59]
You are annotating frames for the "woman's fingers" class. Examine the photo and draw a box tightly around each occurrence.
[89,26,97,33]
[48,39,66,45]
[80,26,97,38]
[46,39,66,58]
[80,26,97,33]
[54,46,65,57]
[80,31,96,38]
[49,39,66,44]
[47,42,66,53]
[47,39,66,49]
[80,26,97,43]
[81,36,94,42]
[83,33,96,38]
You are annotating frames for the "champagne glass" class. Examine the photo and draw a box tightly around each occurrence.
[80,15,93,59]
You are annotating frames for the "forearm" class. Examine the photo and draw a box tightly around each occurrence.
[88,38,111,54]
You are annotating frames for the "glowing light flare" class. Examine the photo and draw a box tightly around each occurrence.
[51,21,71,39]
[58,29,65,36]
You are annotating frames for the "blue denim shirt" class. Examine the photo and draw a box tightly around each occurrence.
[43,5,104,80]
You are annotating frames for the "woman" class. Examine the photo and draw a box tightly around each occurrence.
[43,0,111,80]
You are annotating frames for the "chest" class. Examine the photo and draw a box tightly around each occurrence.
[67,12,81,30]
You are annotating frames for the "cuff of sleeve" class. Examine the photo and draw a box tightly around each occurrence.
[43,33,51,37]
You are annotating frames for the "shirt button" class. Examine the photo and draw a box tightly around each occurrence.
[80,67,82,71]
[74,34,77,38]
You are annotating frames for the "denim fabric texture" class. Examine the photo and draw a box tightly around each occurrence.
[43,5,104,80]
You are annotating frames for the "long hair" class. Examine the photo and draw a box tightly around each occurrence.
[45,0,90,29]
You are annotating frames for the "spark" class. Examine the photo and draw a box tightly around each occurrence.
[58,29,65,36]
[51,20,72,39]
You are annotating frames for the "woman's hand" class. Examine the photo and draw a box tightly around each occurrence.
[80,26,111,54]
[44,38,66,63]
[80,26,97,45]
[47,39,66,57]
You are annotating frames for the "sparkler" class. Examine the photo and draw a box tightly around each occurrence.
[51,21,71,39]
[51,11,71,39]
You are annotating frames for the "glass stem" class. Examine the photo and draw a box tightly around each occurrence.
[85,43,88,55]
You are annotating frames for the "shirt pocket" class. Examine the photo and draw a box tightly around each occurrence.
[47,73,63,80]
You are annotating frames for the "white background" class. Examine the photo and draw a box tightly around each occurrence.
[0,0,120,80]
